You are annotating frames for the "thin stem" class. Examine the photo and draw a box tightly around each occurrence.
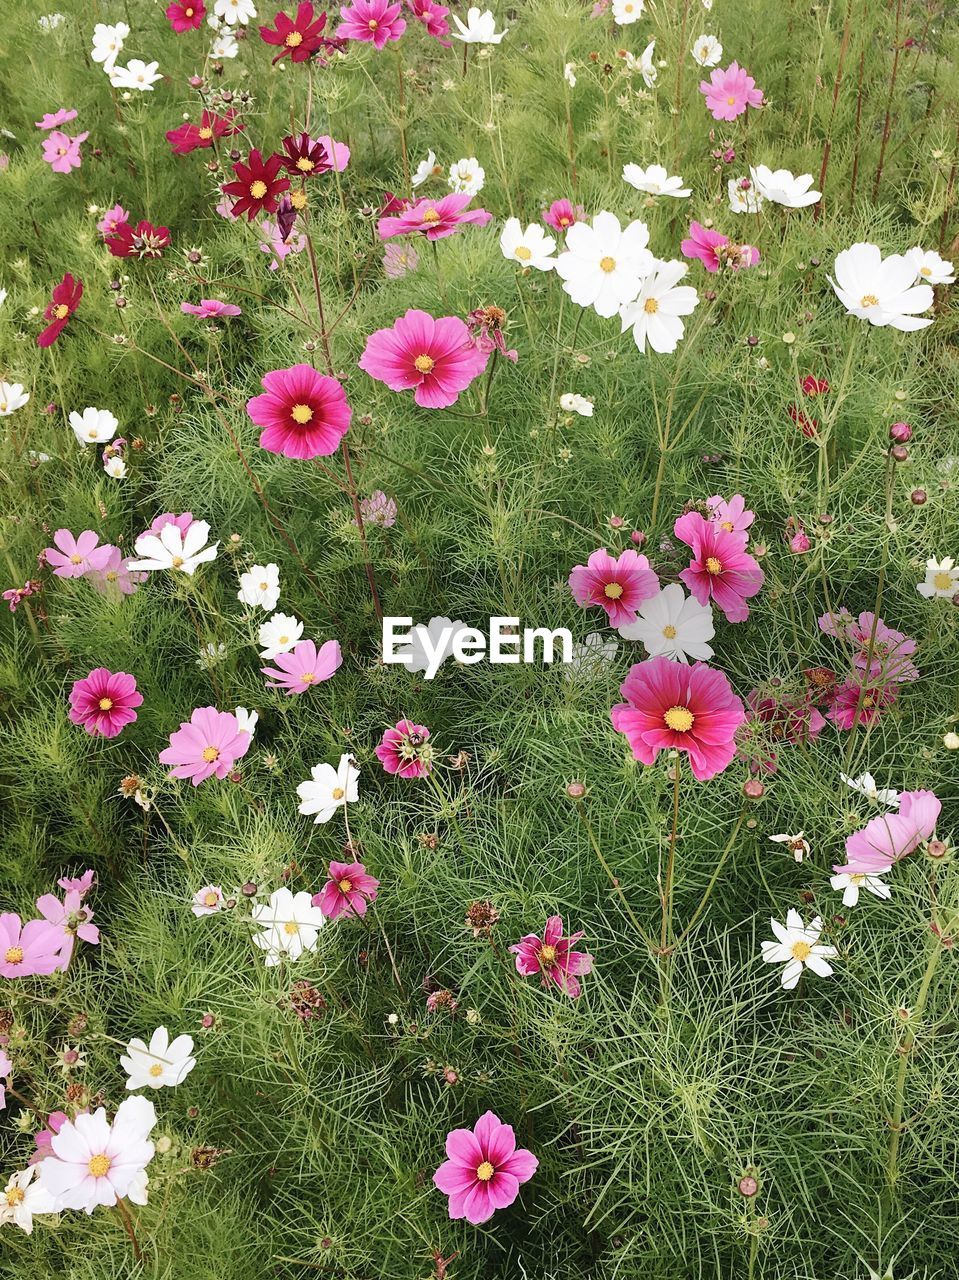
[115,1197,144,1264]
[341,439,383,622]
[575,799,651,945]
[660,762,682,954]
[674,810,746,949]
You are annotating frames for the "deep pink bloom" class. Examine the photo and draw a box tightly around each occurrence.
[674,510,764,623]
[568,547,660,628]
[542,198,584,233]
[834,790,941,876]
[35,887,99,969]
[316,135,350,171]
[37,273,82,347]
[68,669,142,738]
[44,530,114,579]
[359,309,489,409]
[30,1111,69,1164]
[611,656,746,780]
[826,678,897,730]
[159,707,253,784]
[279,132,332,177]
[166,109,241,156]
[375,719,433,778]
[406,0,450,43]
[223,149,291,220]
[0,914,65,978]
[337,0,406,46]
[706,493,755,536]
[377,193,492,241]
[166,0,206,30]
[246,364,352,458]
[97,205,129,238]
[433,1111,538,1225]
[41,130,89,174]
[788,525,811,553]
[510,914,593,998]
[699,62,764,121]
[681,222,729,273]
[260,2,334,61]
[106,219,171,260]
[180,298,242,318]
[313,861,380,920]
[261,638,343,694]
[35,109,78,131]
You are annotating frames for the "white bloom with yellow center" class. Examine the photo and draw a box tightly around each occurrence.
[612,0,644,25]
[905,247,955,286]
[916,556,959,599]
[728,177,763,214]
[191,884,226,917]
[108,59,162,92]
[760,911,837,989]
[500,218,556,271]
[91,21,129,72]
[555,211,654,318]
[0,382,29,417]
[620,260,699,354]
[448,157,485,196]
[412,150,442,188]
[618,583,714,661]
[829,871,891,908]
[750,164,821,208]
[623,163,691,198]
[251,888,326,965]
[238,562,280,611]
[691,33,722,66]
[259,611,304,659]
[128,520,219,576]
[0,1166,55,1234]
[839,772,899,808]
[829,243,934,330]
[120,1027,196,1091]
[450,7,506,43]
[297,753,360,825]
[69,406,118,446]
[559,393,593,417]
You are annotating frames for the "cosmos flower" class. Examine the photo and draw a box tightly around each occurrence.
[559,392,593,416]
[448,156,485,195]
[246,365,352,458]
[840,772,900,808]
[91,22,130,72]
[41,130,89,174]
[250,888,325,965]
[69,407,118,446]
[612,0,643,22]
[259,612,304,659]
[691,33,722,66]
[261,638,343,694]
[727,176,763,214]
[191,885,226,916]
[916,556,959,599]
[260,1,332,60]
[375,719,433,778]
[510,915,593,998]
[905,247,955,286]
[835,790,941,875]
[38,1096,156,1212]
[120,1027,196,1090]
[223,150,291,221]
[622,163,691,198]
[699,62,764,121]
[0,914,65,978]
[313,859,379,919]
[158,707,252,784]
[569,547,660,628]
[0,382,30,416]
[760,912,836,989]
[706,493,755,535]
[749,164,821,208]
[829,871,890,908]
[377,192,492,241]
[296,754,360,824]
[180,298,242,319]
[433,1112,537,1225]
[499,218,556,270]
[105,219,171,260]
[449,5,506,42]
[279,132,332,178]
[555,211,653,318]
[128,520,219,575]
[37,272,82,347]
[618,583,715,662]
[674,510,764,623]
[109,59,163,91]
[407,0,450,43]
[620,261,700,354]
[359,309,489,409]
[44,529,114,579]
[166,0,206,31]
[0,1165,55,1234]
[237,563,280,610]
[337,0,406,46]
[68,669,142,739]
[166,109,242,155]
[35,108,78,130]
[830,243,934,330]
[542,198,584,233]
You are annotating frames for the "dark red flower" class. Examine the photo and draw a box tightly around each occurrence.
[787,402,818,439]
[166,0,206,31]
[222,149,290,220]
[259,2,331,62]
[106,220,172,260]
[801,375,829,396]
[37,273,82,348]
[379,191,409,216]
[279,132,331,178]
[166,109,243,156]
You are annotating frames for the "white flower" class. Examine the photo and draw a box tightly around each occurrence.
[69,407,118,446]
[238,562,280,611]
[567,632,619,676]
[768,832,811,864]
[830,242,934,330]
[560,392,593,417]
[563,62,576,88]
[500,218,556,271]
[214,0,258,22]
[625,40,657,87]
[211,29,239,56]
[691,33,722,66]
[623,163,691,198]
[620,260,699,353]
[109,59,163,91]
[749,164,821,209]
[191,884,226,917]
[393,615,469,674]
[839,772,900,808]
[128,520,220,576]
[612,0,644,24]
[906,247,955,286]
[0,287,7,308]
[296,753,360,824]
[450,7,506,43]
[39,12,65,31]
[120,1027,196,1091]
[727,177,763,214]
[412,150,442,188]
[0,1166,56,1234]
[39,1095,156,1212]
[448,157,485,195]
[916,556,959,599]
[555,211,653,318]
[760,911,837,989]
[104,456,127,479]
[258,612,303,659]
[234,706,258,738]
[829,871,891,908]
[250,888,325,965]
[91,21,129,72]
[0,382,29,416]
[617,583,714,661]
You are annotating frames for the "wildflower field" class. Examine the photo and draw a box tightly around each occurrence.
[2,0,959,1275]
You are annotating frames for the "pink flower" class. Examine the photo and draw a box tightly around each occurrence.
[259,2,332,60]
[41,130,89,174]
[611,655,746,781]
[44,530,114,579]
[0,1049,10,1109]
[433,1111,538,1225]
[166,0,206,30]
[0,914,65,978]
[68,669,142,739]
[313,861,380,920]
[681,221,729,273]
[35,109,78,130]
[382,241,419,278]
[542,198,584,233]
[316,135,350,171]
[706,493,755,536]
[359,309,489,409]
[87,546,145,596]
[674,510,764,623]
[510,914,593,998]
[375,719,433,778]
[826,678,897,730]
[35,887,99,969]
[148,511,195,538]
[58,869,95,895]
[377,193,492,241]
[356,489,397,527]
[835,789,941,876]
[337,0,406,47]
[246,364,352,458]
[259,216,308,270]
[568,547,660,628]
[261,638,343,694]
[37,272,82,348]
[745,689,825,749]
[158,707,253,784]
[97,204,130,238]
[848,612,919,684]
[406,0,450,43]
[788,526,811,553]
[180,299,242,319]
[699,62,764,121]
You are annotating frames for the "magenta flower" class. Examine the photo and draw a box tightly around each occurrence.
[159,707,252,784]
[166,0,206,29]
[58,869,95,895]
[510,915,593,998]
[44,530,114,579]
[35,108,78,130]
[180,299,242,319]
[375,719,433,778]
[87,547,145,596]
[97,204,130,238]
[826,678,897,730]
[261,638,342,694]
[37,272,82,348]
[406,0,450,43]
[433,1111,538,1225]
[681,222,729,273]
[313,861,380,920]
[35,887,99,969]
[834,789,941,876]
[611,655,746,780]
[246,364,352,459]
[542,198,584,233]
[359,309,489,409]
[674,511,764,624]
[699,62,764,121]
[68,669,143,739]
[569,547,660,628]
[41,130,89,174]
[337,0,406,46]
[0,914,65,978]
[706,493,755,536]
[377,193,492,241]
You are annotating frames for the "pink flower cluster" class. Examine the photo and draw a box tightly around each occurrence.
[1,872,98,979]
[43,530,143,595]
[818,608,918,730]
[36,109,89,174]
[835,791,941,877]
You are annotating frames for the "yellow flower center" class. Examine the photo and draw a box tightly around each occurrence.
[171,555,185,568]
[338,878,353,892]
[726,95,736,105]
[476,1161,495,1182]
[720,520,734,532]
[283,921,299,935]
[301,672,315,683]
[185,6,194,14]
[149,1063,164,1077]
[291,403,314,424]
[514,245,532,261]
[249,180,268,199]
[368,17,379,27]
[539,944,557,966]
[106,571,118,582]
[414,354,435,373]
[5,1187,25,1207]
[70,554,83,565]
[290,190,307,210]
[422,208,440,223]
[296,157,314,171]
[599,256,616,273]
[603,582,623,599]
[662,624,677,639]
[664,705,694,732]
[279,635,289,644]
[705,556,722,575]
[331,787,345,800]
[98,697,114,711]
[934,571,953,590]
[286,30,303,45]
[644,297,659,314]
[53,303,70,319]
[204,891,219,906]
[259,581,268,590]
[202,746,220,763]
[4,947,24,965]
[198,127,213,139]
[790,940,812,962]
[859,294,878,308]
[920,266,931,276]
[88,1154,111,1178]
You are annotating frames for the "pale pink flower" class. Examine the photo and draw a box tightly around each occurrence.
[261,638,343,694]
[158,707,253,784]
[44,530,114,579]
